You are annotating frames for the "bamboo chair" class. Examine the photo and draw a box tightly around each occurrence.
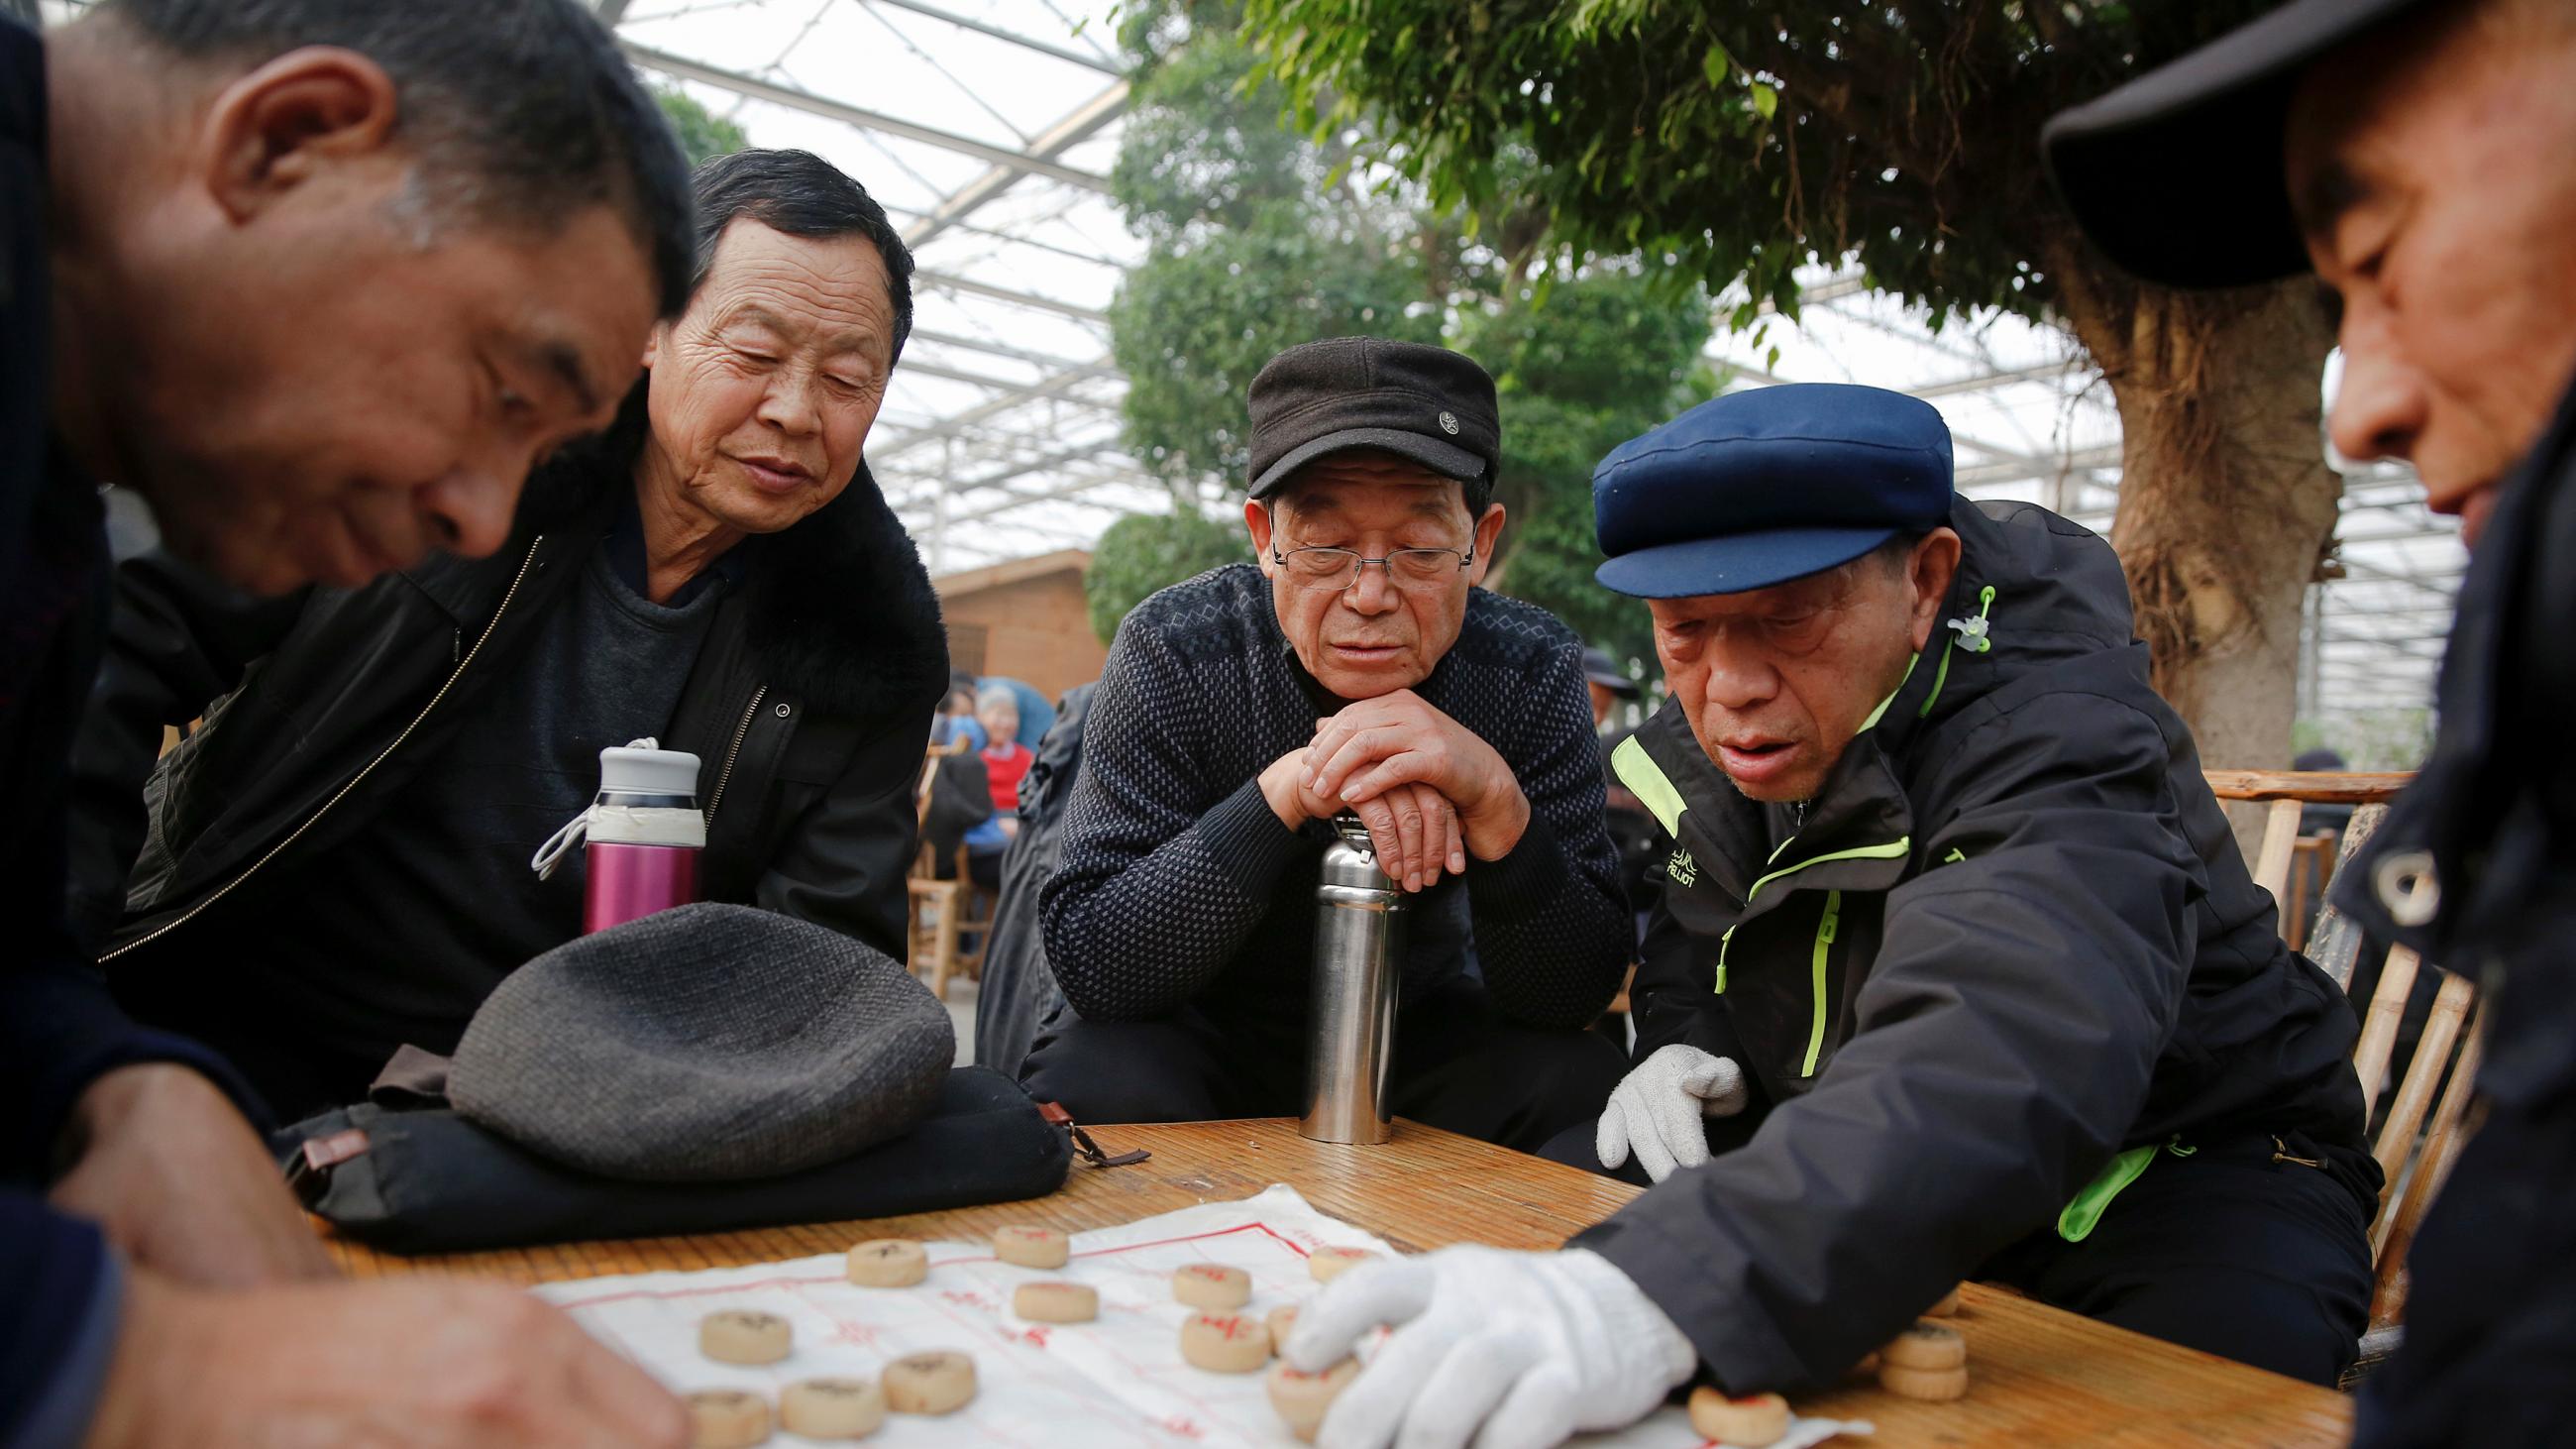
[2207,769,2474,1383]
[944,839,998,999]
[906,741,969,999]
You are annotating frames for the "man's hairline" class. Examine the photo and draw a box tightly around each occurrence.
[89,8,681,322]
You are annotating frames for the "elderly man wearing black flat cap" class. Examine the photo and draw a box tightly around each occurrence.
[2045,1,2576,1442]
[1025,337,1630,1151]
[1275,382,2378,1449]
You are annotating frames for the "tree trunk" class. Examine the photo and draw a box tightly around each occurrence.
[2048,242,2341,783]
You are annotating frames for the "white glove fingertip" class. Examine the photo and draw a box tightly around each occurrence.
[1318,1314,1458,1449]
[1594,1101,1633,1170]
[1630,1119,1679,1184]
[1394,1332,1541,1449]
[1466,1367,1580,1449]
[1289,1257,1431,1372]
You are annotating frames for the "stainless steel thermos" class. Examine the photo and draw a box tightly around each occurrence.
[1301,815,1406,1144]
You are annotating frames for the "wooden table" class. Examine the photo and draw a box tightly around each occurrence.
[326,1119,2354,1446]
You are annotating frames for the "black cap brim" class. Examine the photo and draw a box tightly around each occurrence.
[2042,0,2432,290]
[1247,426,1486,500]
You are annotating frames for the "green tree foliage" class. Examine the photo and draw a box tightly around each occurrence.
[1241,0,2341,769]
[655,86,750,170]
[1105,4,1712,670]
[1237,0,2271,325]
[1109,20,1432,490]
[1459,269,1715,665]
[1084,507,1251,644]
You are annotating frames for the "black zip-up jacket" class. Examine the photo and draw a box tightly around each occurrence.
[2341,378,2576,1448]
[1573,496,2373,1391]
[68,412,948,1003]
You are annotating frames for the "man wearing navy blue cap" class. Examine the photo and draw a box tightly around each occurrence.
[2046,1,2576,1442]
[1279,382,2378,1448]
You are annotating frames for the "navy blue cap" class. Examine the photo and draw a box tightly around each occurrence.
[1593,384,1954,599]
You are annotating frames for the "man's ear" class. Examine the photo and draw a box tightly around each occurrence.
[1466,502,1507,585]
[1244,498,1277,576]
[199,47,401,224]
[1906,527,1965,652]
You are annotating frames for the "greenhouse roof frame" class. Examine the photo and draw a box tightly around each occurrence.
[38,0,2464,727]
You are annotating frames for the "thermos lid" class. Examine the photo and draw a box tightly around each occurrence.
[599,742,701,801]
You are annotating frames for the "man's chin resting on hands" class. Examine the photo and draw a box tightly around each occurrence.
[1023,337,1631,1151]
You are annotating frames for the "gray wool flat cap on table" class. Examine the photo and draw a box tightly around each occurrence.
[449,903,955,1183]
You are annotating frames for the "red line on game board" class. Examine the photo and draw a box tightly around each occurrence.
[551,1221,1333,1310]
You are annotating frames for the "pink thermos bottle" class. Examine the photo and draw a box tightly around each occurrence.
[532,739,704,933]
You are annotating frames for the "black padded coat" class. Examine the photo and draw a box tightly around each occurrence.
[70,408,948,988]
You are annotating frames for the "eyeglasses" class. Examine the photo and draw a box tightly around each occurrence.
[1271,544,1475,594]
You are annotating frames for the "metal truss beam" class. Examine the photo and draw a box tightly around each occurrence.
[882,436,1131,504]
[914,268,1112,323]
[909,327,1099,374]
[905,80,1130,250]
[914,478,1156,533]
[874,359,1119,458]
[620,42,1111,190]
[1910,361,2093,400]
[861,0,1124,73]
[895,353,1118,394]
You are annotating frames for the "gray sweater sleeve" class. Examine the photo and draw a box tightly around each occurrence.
[1037,620,1312,1021]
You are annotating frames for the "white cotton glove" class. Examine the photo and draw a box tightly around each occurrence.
[1596,1044,1748,1184]
[1284,1246,1697,1449]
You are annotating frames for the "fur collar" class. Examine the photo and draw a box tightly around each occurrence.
[740,459,949,721]
[525,390,950,723]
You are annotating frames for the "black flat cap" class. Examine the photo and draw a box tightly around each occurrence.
[2043,0,2437,289]
[1245,337,1499,499]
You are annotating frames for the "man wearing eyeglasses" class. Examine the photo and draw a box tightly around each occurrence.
[1023,338,1631,1149]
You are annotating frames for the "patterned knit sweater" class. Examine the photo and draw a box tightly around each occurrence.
[1036,563,1628,1030]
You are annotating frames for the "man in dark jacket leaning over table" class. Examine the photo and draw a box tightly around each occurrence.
[69,149,949,1123]
[4,1,698,1443]
[1023,338,1630,1151]
[1281,383,2377,1449]
[2046,0,2576,1440]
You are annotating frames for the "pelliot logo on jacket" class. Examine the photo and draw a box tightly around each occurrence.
[1666,848,1698,888]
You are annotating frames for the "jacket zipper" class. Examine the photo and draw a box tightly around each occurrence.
[1801,889,1842,1076]
[702,684,768,824]
[99,538,548,963]
[2270,1135,2326,1170]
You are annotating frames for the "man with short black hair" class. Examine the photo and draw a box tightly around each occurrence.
[1024,337,1629,1150]
[2046,0,2576,1439]
[71,148,947,1127]
[3,0,694,1442]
